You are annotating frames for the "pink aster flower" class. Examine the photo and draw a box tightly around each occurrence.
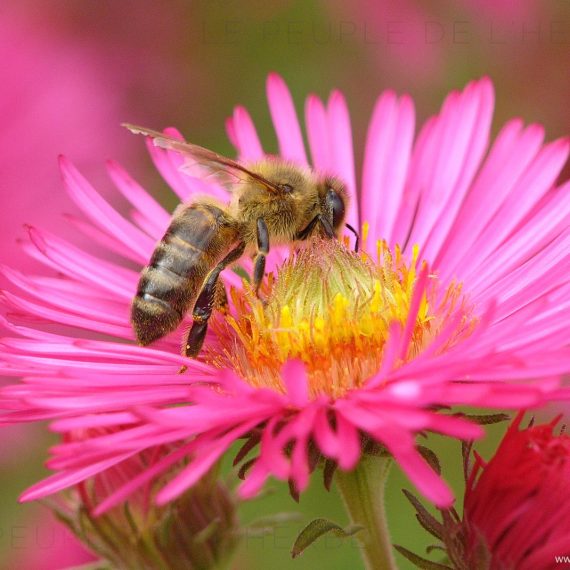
[1,74,569,519]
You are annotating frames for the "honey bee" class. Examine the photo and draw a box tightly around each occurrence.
[126,124,353,359]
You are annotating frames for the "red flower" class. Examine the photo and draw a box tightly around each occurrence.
[464,413,570,569]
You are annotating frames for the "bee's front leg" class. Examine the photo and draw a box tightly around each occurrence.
[253,218,269,296]
[181,241,246,365]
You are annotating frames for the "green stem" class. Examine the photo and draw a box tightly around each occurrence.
[335,455,397,570]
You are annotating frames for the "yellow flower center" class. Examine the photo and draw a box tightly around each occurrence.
[207,231,476,399]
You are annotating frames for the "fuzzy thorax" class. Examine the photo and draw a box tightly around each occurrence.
[209,236,475,400]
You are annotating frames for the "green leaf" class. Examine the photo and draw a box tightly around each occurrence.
[291,518,363,559]
[393,545,453,570]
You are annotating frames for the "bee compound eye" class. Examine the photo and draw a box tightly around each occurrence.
[280,183,293,193]
[327,188,345,229]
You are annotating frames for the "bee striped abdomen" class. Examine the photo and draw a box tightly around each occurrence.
[131,203,238,346]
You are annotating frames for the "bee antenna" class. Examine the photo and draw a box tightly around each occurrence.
[345,223,359,253]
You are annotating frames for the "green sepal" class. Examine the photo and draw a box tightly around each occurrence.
[402,489,445,541]
[417,446,441,475]
[457,412,511,425]
[288,479,300,503]
[426,545,447,555]
[323,458,337,491]
[237,457,257,480]
[462,439,474,481]
[233,432,261,466]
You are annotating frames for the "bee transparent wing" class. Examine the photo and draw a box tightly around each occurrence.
[124,123,280,193]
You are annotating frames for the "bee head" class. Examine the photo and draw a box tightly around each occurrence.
[246,159,320,208]
[235,160,349,241]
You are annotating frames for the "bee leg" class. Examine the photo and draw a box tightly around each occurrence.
[295,215,319,241]
[318,215,335,238]
[345,223,359,253]
[214,279,229,314]
[253,218,269,295]
[182,241,246,361]
[296,215,335,241]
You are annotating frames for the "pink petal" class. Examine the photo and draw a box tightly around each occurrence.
[59,156,156,257]
[266,73,307,164]
[399,262,429,359]
[93,442,195,515]
[362,91,415,244]
[327,90,359,231]
[452,137,569,283]
[228,105,264,160]
[283,359,309,407]
[436,120,543,274]
[422,79,494,260]
[106,159,170,237]
[390,444,454,507]
[305,94,330,171]
[156,421,257,504]
[335,412,361,470]
[20,453,136,502]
